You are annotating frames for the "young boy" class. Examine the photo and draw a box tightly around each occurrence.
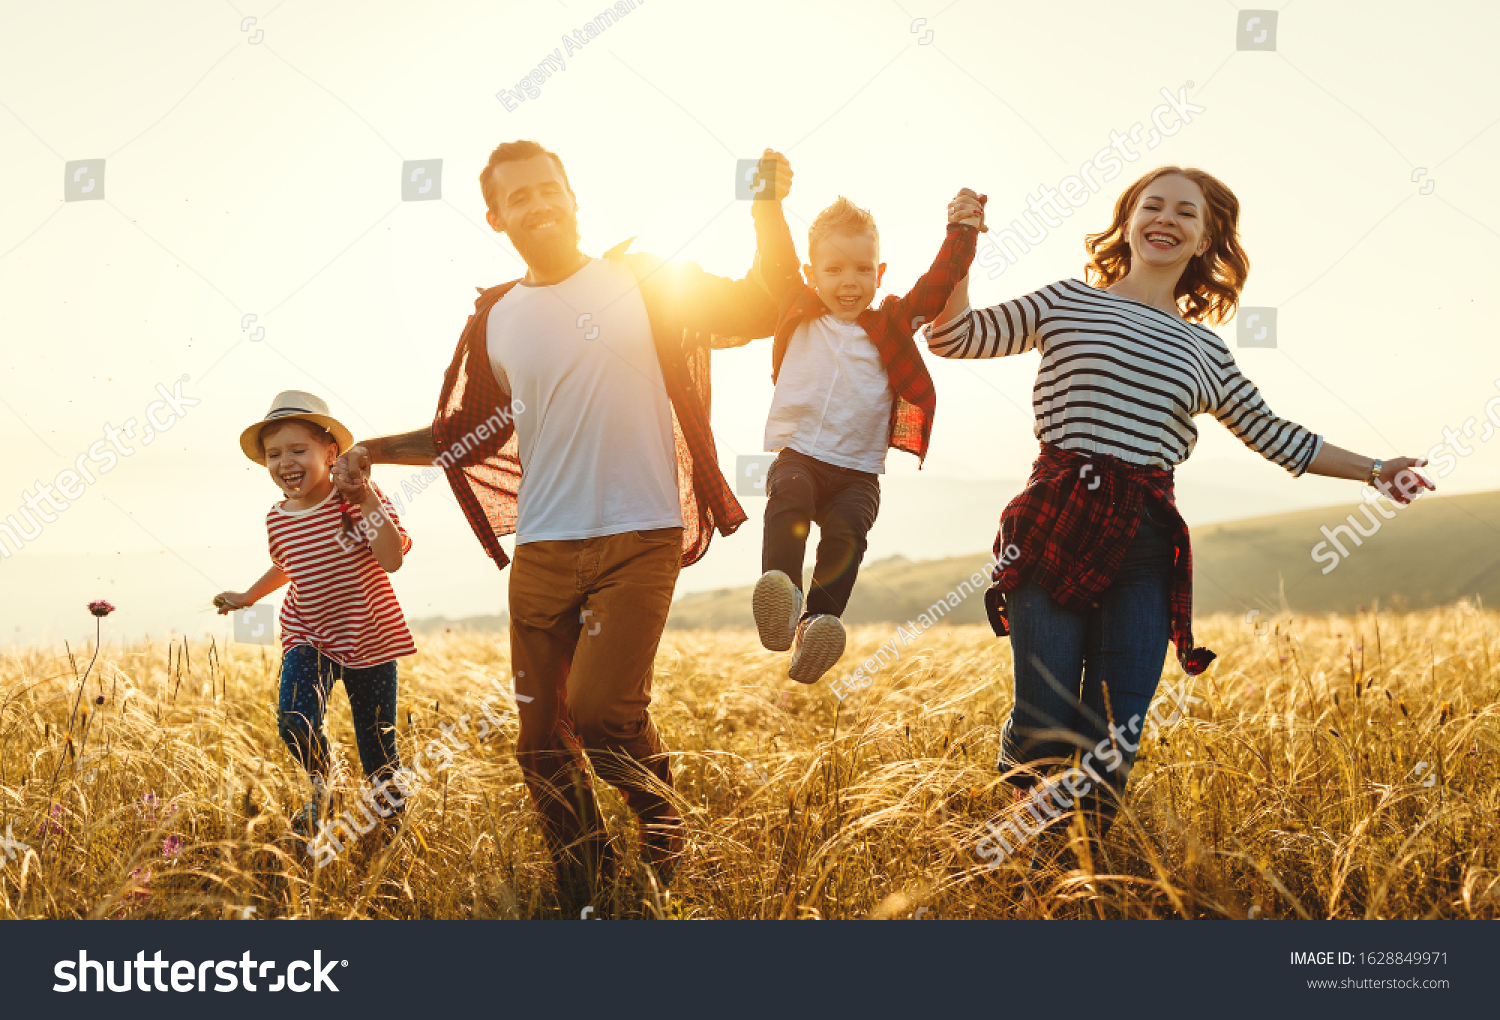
[214,390,415,841]
[754,191,983,683]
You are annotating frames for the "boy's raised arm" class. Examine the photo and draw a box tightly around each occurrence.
[891,189,985,332]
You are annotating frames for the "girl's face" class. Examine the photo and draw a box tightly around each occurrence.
[261,421,336,500]
[1127,174,1212,273]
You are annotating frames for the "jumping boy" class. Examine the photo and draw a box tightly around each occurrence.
[753,190,983,683]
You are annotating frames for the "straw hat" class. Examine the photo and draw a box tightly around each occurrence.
[239,390,355,465]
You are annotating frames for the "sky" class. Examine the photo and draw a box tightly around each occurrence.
[2,0,1498,645]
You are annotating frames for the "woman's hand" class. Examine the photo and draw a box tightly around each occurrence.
[948,188,987,230]
[212,592,246,615]
[1305,444,1435,505]
[1376,457,1434,505]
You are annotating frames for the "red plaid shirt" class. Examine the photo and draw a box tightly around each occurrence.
[770,223,977,464]
[433,218,799,570]
[983,442,1216,675]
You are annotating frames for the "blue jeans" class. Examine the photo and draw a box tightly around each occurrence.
[999,498,1175,818]
[277,645,401,789]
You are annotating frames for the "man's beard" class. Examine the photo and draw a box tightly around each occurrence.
[510,212,583,277]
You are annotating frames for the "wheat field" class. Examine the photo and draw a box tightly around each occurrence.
[1,605,1496,920]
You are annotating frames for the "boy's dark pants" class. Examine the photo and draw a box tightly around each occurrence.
[761,448,881,618]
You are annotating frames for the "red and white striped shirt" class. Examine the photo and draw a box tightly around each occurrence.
[266,484,416,668]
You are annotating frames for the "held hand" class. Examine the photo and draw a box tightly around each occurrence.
[212,592,245,615]
[333,448,370,503]
[333,469,369,505]
[757,148,793,202]
[1375,457,1434,505]
[334,444,371,486]
[949,188,987,231]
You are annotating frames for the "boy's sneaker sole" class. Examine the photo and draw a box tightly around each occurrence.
[753,571,800,652]
[789,615,846,685]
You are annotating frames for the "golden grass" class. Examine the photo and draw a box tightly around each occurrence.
[2,605,1497,919]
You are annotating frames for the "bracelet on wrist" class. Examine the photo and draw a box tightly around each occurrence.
[1368,458,1384,487]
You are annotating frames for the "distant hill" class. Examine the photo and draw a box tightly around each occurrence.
[665,489,1500,629]
[409,613,508,635]
[1189,488,1500,615]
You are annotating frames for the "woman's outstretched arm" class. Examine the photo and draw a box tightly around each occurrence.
[1305,443,1433,505]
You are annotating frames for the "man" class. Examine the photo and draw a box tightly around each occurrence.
[337,140,797,902]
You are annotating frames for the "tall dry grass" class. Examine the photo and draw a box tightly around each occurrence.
[2,605,1497,919]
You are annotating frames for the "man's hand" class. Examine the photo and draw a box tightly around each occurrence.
[212,592,246,615]
[949,188,986,231]
[334,444,372,498]
[333,452,370,503]
[757,148,793,202]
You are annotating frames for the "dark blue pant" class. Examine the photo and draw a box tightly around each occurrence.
[762,448,881,619]
[1000,499,1175,818]
[277,644,401,787]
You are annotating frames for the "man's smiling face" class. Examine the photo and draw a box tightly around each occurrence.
[485,154,581,274]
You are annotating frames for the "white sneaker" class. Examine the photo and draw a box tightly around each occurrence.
[789,614,846,685]
[753,570,802,652]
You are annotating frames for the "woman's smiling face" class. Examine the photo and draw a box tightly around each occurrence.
[1127,173,1212,272]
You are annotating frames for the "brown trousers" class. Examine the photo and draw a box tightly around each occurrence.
[508,527,683,883]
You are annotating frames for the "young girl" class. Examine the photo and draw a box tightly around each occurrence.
[215,390,416,840]
[927,168,1433,837]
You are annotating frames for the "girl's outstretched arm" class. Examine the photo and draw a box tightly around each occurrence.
[214,565,289,614]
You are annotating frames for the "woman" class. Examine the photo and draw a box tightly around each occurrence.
[930,168,1432,831]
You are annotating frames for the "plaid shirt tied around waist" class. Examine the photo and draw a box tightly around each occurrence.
[983,442,1216,676]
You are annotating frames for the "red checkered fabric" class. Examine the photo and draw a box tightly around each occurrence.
[431,239,801,570]
[983,441,1216,675]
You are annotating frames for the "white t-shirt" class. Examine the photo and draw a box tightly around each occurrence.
[486,257,682,544]
[764,314,896,474]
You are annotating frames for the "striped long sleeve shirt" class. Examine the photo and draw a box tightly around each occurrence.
[926,279,1323,474]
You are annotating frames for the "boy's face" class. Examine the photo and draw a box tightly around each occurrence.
[261,420,336,500]
[805,230,886,322]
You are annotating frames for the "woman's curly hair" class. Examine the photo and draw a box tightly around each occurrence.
[1084,166,1248,325]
